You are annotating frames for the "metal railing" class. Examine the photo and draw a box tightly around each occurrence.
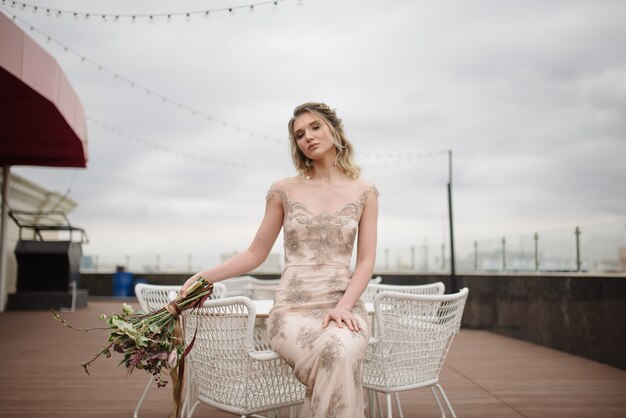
[81,220,625,275]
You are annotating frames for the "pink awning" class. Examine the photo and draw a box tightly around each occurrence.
[0,12,88,168]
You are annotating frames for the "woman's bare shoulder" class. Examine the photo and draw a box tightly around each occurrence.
[355,178,379,197]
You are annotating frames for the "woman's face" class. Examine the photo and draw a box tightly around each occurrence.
[292,112,336,162]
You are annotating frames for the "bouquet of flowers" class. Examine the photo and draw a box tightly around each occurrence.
[54,278,213,416]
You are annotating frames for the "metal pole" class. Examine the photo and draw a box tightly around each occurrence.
[575,226,581,272]
[534,232,539,272]
[447,150,457,292]
[501,237,506,272]
[441,243,445,272]
[410,246,415,271]
[384,248,389,271]
[0,166,10,312]
[474,241,478,272]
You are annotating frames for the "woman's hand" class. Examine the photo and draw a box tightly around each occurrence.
[180,272,205,298]
[322,306,362,332]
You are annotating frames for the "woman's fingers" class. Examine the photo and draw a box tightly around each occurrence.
[323,313,360,332]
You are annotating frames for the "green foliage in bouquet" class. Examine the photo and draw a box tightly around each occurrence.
[54,278,213,388]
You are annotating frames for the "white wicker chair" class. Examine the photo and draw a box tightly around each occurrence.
[220,275,256,298]
[132,282,226,418]
[362,282,445,304]
[364,288,469,418]
[361,282,445,415]
[248,278,280,300]
[182,296,306,418]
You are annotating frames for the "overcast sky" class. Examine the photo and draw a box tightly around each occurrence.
[4,0,625,270]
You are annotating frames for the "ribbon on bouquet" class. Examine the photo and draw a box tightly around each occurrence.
[166,285,213,418]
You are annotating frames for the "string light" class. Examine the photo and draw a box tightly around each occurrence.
[0,5,439,169]
[361,150,449,169]
[0,7,286,144]
[88,117,281,172]
[0,0,289,22]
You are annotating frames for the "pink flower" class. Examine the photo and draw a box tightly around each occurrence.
[168,350,178,368]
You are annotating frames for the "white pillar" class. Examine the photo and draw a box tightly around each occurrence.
[0,166,11,312]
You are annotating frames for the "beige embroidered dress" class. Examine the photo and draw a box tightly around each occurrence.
[265,177,377,418]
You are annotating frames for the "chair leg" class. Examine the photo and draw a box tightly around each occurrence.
[386,393,393,418]
[430,385,446,418]
[133,377,153,418]
[186,400,201,418]
[432,383,457,418]
[394,392,404,418]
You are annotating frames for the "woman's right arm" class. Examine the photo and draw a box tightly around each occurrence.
[180,190,284,296]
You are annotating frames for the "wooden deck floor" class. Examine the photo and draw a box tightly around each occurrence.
[0,300,625,418]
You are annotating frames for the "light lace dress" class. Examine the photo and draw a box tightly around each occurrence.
[265,176,378,418]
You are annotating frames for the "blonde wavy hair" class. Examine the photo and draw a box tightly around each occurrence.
[287,102,361,179]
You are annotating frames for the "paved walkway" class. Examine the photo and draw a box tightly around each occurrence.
[0,300,624,417]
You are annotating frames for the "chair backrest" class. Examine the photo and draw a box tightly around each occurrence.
[183,297,257,409]
[220,275,255,298]
[366,288,469,390]
[248,278,280,300]
[134,282,226,312]
[370,276,383,284]
[361,282,445,303]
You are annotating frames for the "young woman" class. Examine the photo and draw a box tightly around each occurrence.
[181,102,378,417]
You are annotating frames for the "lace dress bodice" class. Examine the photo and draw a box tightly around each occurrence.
[267,177,378,268]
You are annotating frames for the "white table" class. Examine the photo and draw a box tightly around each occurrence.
[252,299,374,318]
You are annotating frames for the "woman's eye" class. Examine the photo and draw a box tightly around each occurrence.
[296,133,304,140]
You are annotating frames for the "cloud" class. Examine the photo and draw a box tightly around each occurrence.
[8,0,625,264]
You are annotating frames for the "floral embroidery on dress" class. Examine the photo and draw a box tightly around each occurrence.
[327,270,345,291]
[285,271,312,305]
[268,311,286,341]
[325,386,348,418]
[352,359,363,388]
[305,213,347,265]
[311,393,320,413]
[284,229,304,258]
[296,326,322,351]
[320,334,346,372]
[305,307,328,319]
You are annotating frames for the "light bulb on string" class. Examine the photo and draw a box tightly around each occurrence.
[186,12,190,21]
[149,15,153,23]
[45,8,50,16]
[131,15,136,23]
[204,11,209,18]
[167,14,171,22]
[114,15,119,22]
[249,5,254,13]
[84,13,89,20]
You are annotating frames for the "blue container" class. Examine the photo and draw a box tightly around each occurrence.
[112,271,134,297]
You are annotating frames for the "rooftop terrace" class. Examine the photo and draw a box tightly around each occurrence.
[0,300,625,417]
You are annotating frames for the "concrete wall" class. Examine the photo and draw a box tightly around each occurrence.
[79,271,626,370]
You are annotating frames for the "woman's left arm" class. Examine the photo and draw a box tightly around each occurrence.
[323,189,378,331]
